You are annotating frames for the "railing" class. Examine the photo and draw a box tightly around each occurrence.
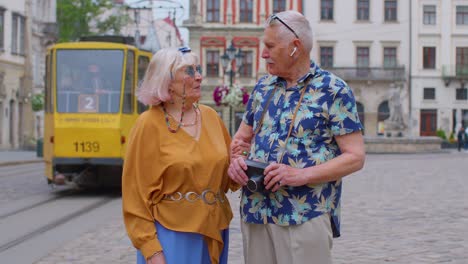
[326,66,406,82]
[442,65,468,79]
[442,65,468,86]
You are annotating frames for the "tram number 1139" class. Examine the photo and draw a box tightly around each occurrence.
[73,141,100,152]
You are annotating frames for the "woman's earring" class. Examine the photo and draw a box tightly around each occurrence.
[169,89,175,104]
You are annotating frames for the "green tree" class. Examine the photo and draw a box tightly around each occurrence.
[57,0,130,42]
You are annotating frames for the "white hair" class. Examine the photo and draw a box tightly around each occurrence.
[266,10,313,53]
[137,47,198,106]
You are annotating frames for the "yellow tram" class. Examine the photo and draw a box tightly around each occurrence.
[43,36,152,187]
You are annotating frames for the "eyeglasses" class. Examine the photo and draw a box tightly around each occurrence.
[269,14,299,39]
[184,65,202,77]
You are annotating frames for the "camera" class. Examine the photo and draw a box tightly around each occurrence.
[244,159,269,192]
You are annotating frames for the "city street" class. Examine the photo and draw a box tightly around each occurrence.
[1,151,467,263]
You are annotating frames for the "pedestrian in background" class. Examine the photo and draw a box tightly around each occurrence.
[122,47,238,264]
[460,126,467,151]
[462,126,468,150]
[228,11,365,264]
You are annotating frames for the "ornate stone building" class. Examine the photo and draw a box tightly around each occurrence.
[0,0,56,149]
[304,0,409,137]
[184,0,304,134]
[412,0,468,137]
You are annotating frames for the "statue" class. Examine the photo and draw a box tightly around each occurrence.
[384,83,406,136]
[0,72,6,98]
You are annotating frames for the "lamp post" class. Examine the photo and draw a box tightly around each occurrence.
[221,41,243,135]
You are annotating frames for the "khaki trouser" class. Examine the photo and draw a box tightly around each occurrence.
[241,214,333,264]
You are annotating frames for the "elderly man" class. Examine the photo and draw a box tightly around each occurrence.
[228,11,365,264]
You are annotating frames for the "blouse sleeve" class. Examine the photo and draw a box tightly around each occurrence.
[122,113,163,259]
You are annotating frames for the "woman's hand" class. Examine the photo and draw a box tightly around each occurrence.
[228,156,249,186]
[230,138,251,159]
[147,251,166,264]
[263,163,305,192]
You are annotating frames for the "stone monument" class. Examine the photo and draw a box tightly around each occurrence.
[384,83,406,137]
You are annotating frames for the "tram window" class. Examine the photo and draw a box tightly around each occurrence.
[123,51,134,113]
[55,49,124,113]
[137,55,150,114]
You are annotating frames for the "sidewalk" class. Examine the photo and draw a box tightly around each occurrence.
[0,150,43,167]
[3,150,468,263]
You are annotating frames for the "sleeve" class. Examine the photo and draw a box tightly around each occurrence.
[327,80,364,136]
[122,114,163,259]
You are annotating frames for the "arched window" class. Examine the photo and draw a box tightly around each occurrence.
[377,101,389,135]
[356,102,365,134]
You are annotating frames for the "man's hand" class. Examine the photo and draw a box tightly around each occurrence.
[263,162,305,192]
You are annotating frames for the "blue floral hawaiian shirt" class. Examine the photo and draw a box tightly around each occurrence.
[241,61,363,237]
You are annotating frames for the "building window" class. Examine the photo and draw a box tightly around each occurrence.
[0,7,5,50]
[273,0,286,13]
[423,5,436,25]
[456,47,468,77]
[423,47,436,69]
[456,6,468,25]
[320,47,333,68]
[357,0,369,21]
[239,0,253,23]
[384,0,397,21]
[321,0,334,20]
[11,13,25,56]
[383,47,397,68]
[206,0,220,22]
[206,50,220,77]
[357,47,369,67]
[357,47,369,77]
[456,88,468,100]
[356,102,365,134]
[239,51,253,78]
[423,87,435,100]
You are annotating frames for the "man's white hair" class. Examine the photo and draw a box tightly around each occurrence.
[266,10,313,53]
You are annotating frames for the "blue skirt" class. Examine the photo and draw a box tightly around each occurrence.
[136,222,229,264]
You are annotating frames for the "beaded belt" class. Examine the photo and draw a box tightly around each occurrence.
[163,190,225,205]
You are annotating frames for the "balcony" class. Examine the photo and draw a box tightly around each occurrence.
[326,66,406,82]
[442,65,468,86]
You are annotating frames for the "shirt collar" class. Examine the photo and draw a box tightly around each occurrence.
[266,60,319,90]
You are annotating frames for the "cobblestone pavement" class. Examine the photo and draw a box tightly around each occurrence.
[26,151,468,263]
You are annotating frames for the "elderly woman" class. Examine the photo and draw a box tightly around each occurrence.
[122,47,238,264]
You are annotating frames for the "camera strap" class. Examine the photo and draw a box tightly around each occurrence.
[253,84,308,163]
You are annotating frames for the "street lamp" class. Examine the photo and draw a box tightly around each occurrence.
[221,41,243,134]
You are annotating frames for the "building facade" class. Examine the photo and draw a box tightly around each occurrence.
[412,0,468,138]
[184,0,304,134]
[31,0,57,143]
[304,0,409,137]
[183,0,468,138]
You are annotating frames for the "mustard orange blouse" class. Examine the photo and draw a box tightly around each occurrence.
[122,104,238,264]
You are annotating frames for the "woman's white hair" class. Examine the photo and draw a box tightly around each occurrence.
[137,47,199,106]
[266,10,313,53]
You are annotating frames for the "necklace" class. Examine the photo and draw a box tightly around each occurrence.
[162,103,183,133]
[166,106,199,127]
[162,103,200,132]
